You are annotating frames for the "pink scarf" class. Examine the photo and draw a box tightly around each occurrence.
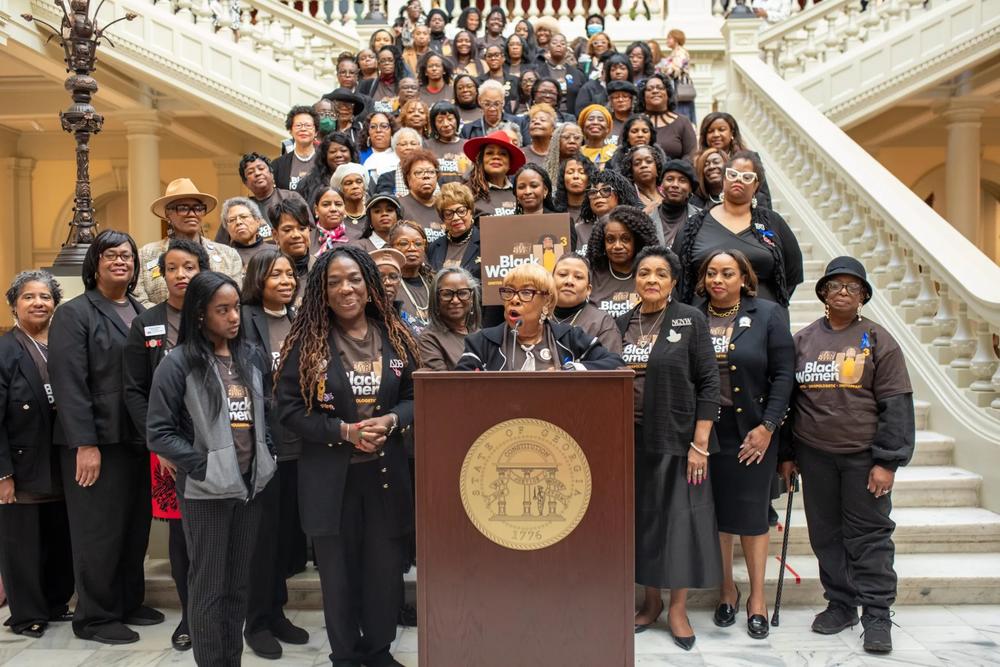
[315,224,348,256]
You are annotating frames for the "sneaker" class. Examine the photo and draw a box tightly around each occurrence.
[861,613,894,653]
[811,602,859,634]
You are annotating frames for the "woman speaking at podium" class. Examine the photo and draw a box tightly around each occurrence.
[455,263,623,371]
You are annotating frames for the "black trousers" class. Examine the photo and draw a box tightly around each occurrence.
[167,518,190,631]
[314,460,406,665]
[798,445,897,616]
[180,495,262,667]
[245,473,289,635]
[276,460,307,577]
[59,446,151,634]
[0,500,75,633]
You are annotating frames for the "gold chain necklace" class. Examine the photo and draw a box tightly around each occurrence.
[708,301,740,319]
[637,308,666,348]
[399,274,430,319]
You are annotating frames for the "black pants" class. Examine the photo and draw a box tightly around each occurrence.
[0,500,75,633]
[167,518,190,632]
[180,495,262,667]
[245,473,288,635]
[314,460,406,665]
[276,460,307,577]
[798,446,897,617]
[59,446,151,634]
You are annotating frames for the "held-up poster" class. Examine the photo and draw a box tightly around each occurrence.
[479,213,572,306]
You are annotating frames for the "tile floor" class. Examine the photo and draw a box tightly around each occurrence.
[0,604,998,665]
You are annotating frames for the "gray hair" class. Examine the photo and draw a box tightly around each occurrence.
[220,197,263,224]
[496,121,523,146]
[428,267,482,333]
[6,270,63,309]
[477,78,505,99]
[391,127,423,150]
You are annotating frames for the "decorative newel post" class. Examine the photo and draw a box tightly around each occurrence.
[721,16,763,113]
[22,1,137,268]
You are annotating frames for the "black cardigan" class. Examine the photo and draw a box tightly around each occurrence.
[49,289,145,449]
[276,321,415,537]
[454,321,624,371]
[0,331,60,494]
[426,227,482,280]
[616,300,720,455]
[696,296,794,439]
[123,303,171,441]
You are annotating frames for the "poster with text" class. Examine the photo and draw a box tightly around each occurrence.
[479,213,572,306]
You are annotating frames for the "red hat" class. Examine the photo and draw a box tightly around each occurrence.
[462,130,526,175]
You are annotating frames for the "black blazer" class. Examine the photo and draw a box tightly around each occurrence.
[0,331,59,493]
[616,300,720,455]
[241,304,300,462]
[426,226,481,280]
[697,297,794,439]
[123,303,170,439]
[49,289,144,449]
[277,322,415,537]
[535,62,586,116]
[476,73,521,114]
[460,113,530,145]
[455,321,624,371]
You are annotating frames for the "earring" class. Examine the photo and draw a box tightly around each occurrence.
[824,303,830,320]
[541,307,549,321]
[719,192,725,202]
[751,196,758,209]
[857,304,862,322]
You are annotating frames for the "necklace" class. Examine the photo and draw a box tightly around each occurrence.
[16,323,49,363]
[637,308,666,348]
[216,355,235,377]
[398,274,430,320]
[553,308,583,326]
[708,301,741,318]
[448,227,474,245]
[263,306,287,318]
[609,266,634,281]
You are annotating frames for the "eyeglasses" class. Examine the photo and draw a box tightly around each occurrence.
[485,52,504,59]
[499,287,547,302]
[317,110,335,118]
[226,213,255,225]
[393,240,426,250]
[380,272,401,284]
[438,288,474,302]
[166,204,208,215]
[101,250,134,263]
[725,168,758,184]
[441,206,469,220]
[480,100,504,109]
[370,122,392,131]
[586,186,615,199]
[292,123,315,131]
[824,280,864,295]
[411,169,438,178]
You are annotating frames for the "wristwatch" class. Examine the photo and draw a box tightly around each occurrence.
[761,420,777,433]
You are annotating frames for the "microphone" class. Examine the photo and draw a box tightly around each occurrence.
[510,318,522,370]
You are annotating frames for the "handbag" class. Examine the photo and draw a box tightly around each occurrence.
[675,73,697,103]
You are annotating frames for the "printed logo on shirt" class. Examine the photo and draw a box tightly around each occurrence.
[493,205,517,216]
[227,384,252,429]
[621,337,655,369]
[44,382,54,405]
[796,347,868,388]
[598,291,640,317]
[271,351,281,372]
[348,359,382,406]
[710,322,733,361]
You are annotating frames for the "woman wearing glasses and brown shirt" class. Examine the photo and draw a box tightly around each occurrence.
[418,268,483,371]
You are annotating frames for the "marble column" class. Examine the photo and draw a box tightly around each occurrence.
[943,99,986,245]
[122,111,162,247]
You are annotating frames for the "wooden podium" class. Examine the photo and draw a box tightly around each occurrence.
[414,371,635,667]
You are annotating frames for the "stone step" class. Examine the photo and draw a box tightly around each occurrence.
[915,399,931,431]
[144,550,1000,609]
[890,466,981,507]
[912,430,955,466]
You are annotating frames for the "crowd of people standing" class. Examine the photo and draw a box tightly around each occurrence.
[0,8,914,667]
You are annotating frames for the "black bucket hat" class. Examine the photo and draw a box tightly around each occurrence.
[606,80,638,98]
[663,158,696,188]
[325,88,368,116]
[365,193,402,216]
[815,256,873,304]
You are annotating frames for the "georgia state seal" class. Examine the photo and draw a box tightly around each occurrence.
[459,418,592,551]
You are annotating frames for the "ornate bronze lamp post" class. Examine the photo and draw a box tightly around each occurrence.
[22,1,137,267]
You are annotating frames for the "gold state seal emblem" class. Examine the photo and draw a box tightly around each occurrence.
[460,418,592,550]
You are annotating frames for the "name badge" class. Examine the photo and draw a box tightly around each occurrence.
[671,318,692,327]
[145,259,158,270]
[144,325,166,337]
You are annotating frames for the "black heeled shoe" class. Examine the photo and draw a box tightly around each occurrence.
[747,600,770,640]
[713,586,741,628]
[634,599,664,634]
[668,617,696,651]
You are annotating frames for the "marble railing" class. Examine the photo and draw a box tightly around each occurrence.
[725,21,1000,427]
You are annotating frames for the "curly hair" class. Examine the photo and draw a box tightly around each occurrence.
[698,111,747,153]
[513,164,556,214]
[284,105,320,133]
[359,111,395,152]
[622,143,668,187]
[676,151,790,306]
[417,51,454,88]
[636,73,677,114]
[6,270,62,309]
[626,41,655,79]
[239,153,273,184]
[577,168,642,228]
[297,132,359,206]
[275,245,419,414]
[552,154,596,213]
[606,114,655,174]
[585,205,660,272]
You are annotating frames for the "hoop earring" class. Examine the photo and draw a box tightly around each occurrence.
[751,196,758,209]
[719,192,725,202]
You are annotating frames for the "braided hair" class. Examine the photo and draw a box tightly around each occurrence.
[585,205,660,272]
[275,245,419,414]
[577,168,642,228]
[677,150,790,306]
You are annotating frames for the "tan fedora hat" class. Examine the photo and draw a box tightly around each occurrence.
[150,178,218,219]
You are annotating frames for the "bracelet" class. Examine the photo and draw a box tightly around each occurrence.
[344,423,352,444]
[0,474,12,482]
[689,443,710,457]
[386,412,399,437]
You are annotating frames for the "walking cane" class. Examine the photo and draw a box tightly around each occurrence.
[771,472,799,627]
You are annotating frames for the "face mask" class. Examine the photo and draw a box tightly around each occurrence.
[319,117,336,134]
[586,24,602,37]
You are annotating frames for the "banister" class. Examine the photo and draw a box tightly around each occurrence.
[759,0,850,47]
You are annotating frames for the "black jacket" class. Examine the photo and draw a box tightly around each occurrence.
[697,297,794,439]
[123,303,171,440]
[535,62,586,116]
[476,73,521,114]
[616,300,720,455]
[573,79,608,116]
[460,113,530,144]
[0,331,60,494]
[455,321,624,371]
[241,304,300,461]
[276,322,416,537]
[49,289,144,449]
[426,227,481,280]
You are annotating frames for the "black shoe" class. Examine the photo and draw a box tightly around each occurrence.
[768,503,779,527]
[364,647,405,667]
[171,622,192,652]
[19,623,46,639]
[668,623,696,651]
[245,629,282,659]
[811,602,860,634]
[124,605,165,626]
[861,613,894,653]
[271,616,309,645]
[713,586,741,627]
[76,621,140,645]
[49,608,73,623]
[746,601,769,639]
[397,602,418,628]
[634,598,664,634]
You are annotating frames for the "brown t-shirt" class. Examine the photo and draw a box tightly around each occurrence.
[266,312,292,372]
[474,184,517,219]
[709,311,738,407]
[217,358,254,474]
[427,138,472,182]
[443,238,469,268]
[398,276,431,333]
[589,267,640,319]
[287,152,318,192]
[166,304,181,348]
[792,317,911,454]
[111,299,139,329]
[343,213,367,242]
[417,324,468,371]
[332,322,382,464]
[621,308,666,424]
[398,195,445,243]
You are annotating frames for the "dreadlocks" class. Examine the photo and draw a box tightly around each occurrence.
[275,245,419,414]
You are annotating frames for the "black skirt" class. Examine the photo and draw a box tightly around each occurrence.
[635,426,722,590]
[710,408,777,536]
